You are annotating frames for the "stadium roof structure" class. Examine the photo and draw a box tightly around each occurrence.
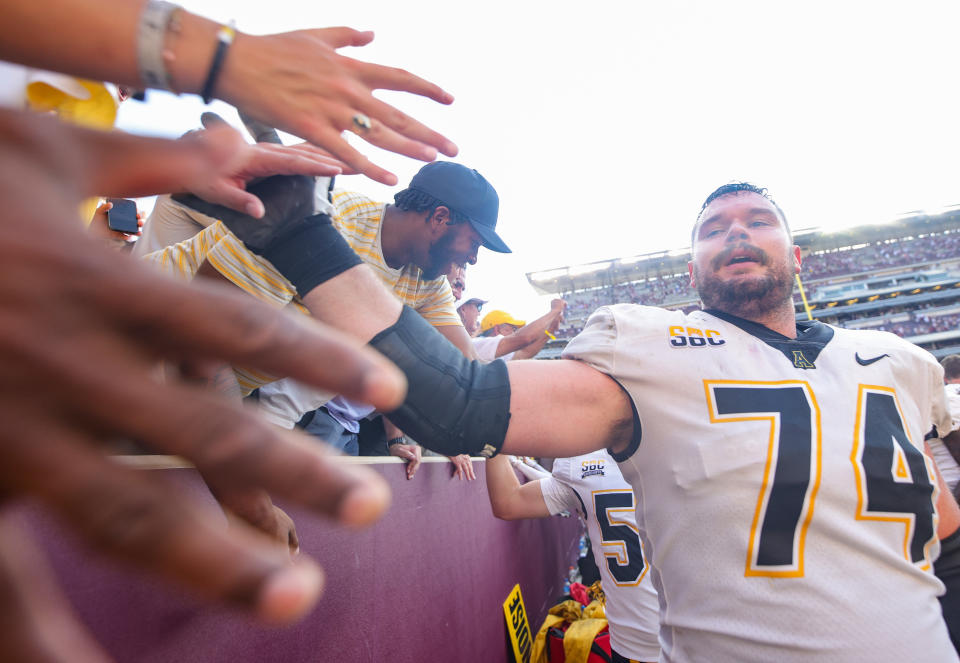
[527,207,960,296]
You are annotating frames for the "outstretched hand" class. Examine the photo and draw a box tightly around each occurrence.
[72,120,345,219]
[175,126,348,218]
[219,27,459,185]
[0,108,407,660]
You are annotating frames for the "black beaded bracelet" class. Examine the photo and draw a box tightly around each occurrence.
[387,436,407,447]
[201,23,235,104]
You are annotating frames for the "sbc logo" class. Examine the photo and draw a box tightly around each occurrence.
[669,326,724,347]
[581,459,606,478]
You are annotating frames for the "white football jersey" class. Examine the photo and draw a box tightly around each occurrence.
[540,451,661,661]
[563,305,957,663]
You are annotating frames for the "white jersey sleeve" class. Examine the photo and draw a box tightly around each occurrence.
[561,306,620,377]
[538,466,580,517]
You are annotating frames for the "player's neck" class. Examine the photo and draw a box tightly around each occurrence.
[722,303,798,339]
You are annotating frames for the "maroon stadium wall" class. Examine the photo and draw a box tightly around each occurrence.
[16,457,580,663]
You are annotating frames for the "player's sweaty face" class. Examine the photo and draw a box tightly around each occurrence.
[688,192,800,316]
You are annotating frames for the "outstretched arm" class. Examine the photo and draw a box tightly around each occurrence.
[502,359,634,458]
[495,299,566,359]
[485,455,552,520]
[169,174,635,463]
[0,0,457,184]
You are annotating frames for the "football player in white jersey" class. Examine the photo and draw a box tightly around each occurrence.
[479,183,960,661]
[486,452,660,662]
[400,182,955,662]
[185,173,960,660]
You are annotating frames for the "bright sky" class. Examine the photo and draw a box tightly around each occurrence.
[118,0,960,321]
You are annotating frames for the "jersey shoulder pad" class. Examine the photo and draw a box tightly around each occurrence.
[562,304,686,372]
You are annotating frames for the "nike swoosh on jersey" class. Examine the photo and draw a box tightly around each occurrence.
[855,352,890,366]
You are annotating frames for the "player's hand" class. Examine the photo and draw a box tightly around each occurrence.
[219,27,458,186]
[448,454,476,481]
[0,108,406,654]
[389,442,422,480]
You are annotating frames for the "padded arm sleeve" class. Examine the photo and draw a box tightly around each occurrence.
[172,175,362,296]
[369,306,512,457]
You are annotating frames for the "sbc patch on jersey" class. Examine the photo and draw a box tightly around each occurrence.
[580,458,607,479]
[668,325,725,348]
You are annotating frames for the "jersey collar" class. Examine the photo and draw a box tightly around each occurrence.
[703,308,835,370]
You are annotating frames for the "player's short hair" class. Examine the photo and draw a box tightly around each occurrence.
[692,182,791,245]
[942,354,960,381]
[394,188,469,225]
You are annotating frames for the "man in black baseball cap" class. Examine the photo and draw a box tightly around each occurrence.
[384,160,509,281]
[405,161,510,255]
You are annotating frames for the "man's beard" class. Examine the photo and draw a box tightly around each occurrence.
[423,232,457,280]
[694,245,794,317]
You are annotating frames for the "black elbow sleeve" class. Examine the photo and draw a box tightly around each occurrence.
[369,306,511,457]
[172,175,362,296]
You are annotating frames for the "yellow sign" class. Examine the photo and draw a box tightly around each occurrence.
[503,583,532,662]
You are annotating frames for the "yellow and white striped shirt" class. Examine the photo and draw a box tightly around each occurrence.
[329,190,459,327]
[143,189,459,392]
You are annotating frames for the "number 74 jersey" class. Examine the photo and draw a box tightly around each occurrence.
[562,304,958,663]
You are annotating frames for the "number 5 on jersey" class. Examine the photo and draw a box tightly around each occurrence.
[593,489,648,585]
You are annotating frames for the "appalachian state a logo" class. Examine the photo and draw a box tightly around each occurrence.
[791,350,816,369]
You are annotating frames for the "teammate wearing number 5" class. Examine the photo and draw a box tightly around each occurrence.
[486,452,660,663]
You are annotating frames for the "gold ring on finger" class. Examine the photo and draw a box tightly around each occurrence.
[351,113,372,134]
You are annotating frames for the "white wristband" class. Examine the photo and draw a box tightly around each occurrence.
[137,0,181,91]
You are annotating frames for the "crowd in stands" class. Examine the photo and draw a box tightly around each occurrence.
[887,312,960,338]
[799,231,960,281]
